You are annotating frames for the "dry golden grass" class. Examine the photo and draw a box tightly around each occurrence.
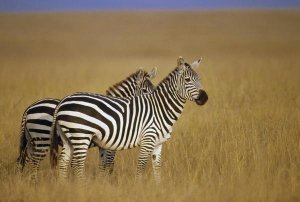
[0,10,300,202]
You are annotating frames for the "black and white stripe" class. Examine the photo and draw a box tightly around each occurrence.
[50,57,208,182]
[16,68,156,182]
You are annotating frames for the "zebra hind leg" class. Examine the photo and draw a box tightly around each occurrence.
[70,134,92,182]
[58,135,73,183]
[17,136,47,183]
[71,148,88,182]
[19,143,43,184]
[27,157,41,184]
[26,137,50,183]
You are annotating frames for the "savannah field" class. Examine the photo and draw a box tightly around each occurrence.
[0,10,299,202]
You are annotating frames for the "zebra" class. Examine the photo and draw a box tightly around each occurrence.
[16,67,157,182]
[50,56,208,183]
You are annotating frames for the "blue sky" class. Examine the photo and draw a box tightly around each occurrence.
[1,0,300,12]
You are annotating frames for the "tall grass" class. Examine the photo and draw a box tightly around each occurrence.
[0,10,299,202]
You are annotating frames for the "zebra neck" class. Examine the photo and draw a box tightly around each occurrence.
[106,74,136,97]
[152,69,187,130]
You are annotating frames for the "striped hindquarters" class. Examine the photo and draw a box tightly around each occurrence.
[25,98,60,159]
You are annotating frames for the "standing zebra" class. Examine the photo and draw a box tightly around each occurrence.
[50,57,208,183]
[16,68,157,182]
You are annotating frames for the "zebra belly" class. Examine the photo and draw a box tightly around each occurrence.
[92,132,141,151]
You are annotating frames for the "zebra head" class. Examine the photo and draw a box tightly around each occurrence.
[106,67,156,97]
[135,67,157,96]
[176,56,208,105]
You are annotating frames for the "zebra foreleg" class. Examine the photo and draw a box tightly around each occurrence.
[136,135,156,181]
[152,144,162,184]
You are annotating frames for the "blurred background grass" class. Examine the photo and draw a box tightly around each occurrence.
[0,10,299,202]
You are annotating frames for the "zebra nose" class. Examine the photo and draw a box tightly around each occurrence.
[195,90,208,105]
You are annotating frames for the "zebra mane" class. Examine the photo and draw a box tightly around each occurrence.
[156,67,178,87]
[106,69,145,97]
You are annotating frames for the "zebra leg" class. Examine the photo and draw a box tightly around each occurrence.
[99,148,116,177]
[26,137,50,182]
[19,129,47,183]
[98,147,107,176]
[70,134,92,182]
[27,157,41,183]
[105,150,116,175]
[151,144,162,184]
[71,149,89,182]
[58,135,73,182]
[136,135,156,180]
[27,150,48,183]
[16,150,26,176]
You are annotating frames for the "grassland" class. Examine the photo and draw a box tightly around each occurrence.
[0,10,299,202]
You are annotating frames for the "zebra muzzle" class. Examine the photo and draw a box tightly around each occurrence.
[195,90,208,105]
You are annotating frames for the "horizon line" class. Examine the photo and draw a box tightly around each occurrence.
[1,7,299,14]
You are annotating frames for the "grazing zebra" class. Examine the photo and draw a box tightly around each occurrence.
[16,68,157,182]
[50,57,208,183]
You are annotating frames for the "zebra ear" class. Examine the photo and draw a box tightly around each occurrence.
[177,56,185,67]
[136,68,144,84]
[148,67,157,79]
[177,56,185,72]
[191,58,202,69]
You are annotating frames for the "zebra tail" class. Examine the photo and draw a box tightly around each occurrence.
[16,110,28,172]
[50,107,59,169]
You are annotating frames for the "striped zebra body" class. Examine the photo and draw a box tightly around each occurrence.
[16,68,156,182]
[51,57,208,182]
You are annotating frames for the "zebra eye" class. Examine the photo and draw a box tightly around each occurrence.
[185,77,191,82]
